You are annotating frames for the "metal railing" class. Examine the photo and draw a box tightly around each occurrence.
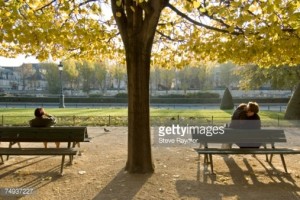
[0,102,288,112]
[0,115,297,127]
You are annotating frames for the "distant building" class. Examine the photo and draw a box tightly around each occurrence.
[0,66,19,90]
[0,63,47,91]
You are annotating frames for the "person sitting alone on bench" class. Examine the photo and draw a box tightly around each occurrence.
[237,101,261,148]
[29,108,60,148]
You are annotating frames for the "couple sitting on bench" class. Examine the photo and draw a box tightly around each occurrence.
[227,101,261,149]
[29,107,60,148]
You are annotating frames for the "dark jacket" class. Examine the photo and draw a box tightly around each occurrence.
[229,109,247,128]
[29,116,56,127]
[236,113,261,148]
[242,113,261,129]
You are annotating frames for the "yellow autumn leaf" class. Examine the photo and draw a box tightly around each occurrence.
[116,0,122,7]
[193,1,200,9]
[199,8,206,12]
[130,6,135,12]
[116,12,122,17]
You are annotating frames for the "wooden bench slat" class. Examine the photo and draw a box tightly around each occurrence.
[0,126,89,174]
[0,148,77,155]
[194,148,300,154]
[192,128,286,143]
[0,126,88,142]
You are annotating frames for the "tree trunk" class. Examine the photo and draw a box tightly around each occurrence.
[125,45,154,173]
[112,0,167,173]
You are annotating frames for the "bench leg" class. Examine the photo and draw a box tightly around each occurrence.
[67,142,74,164]
[203,154,214,174]
[0,155,3,163]
[7,142,22,160]
[197,154,201,181]
[209,154,214,174]
[280,154,288,173]
[263,144,269,162]
[204,154,208,165]
[72,142,80,148]
[69,155,74,164]
[61,155,65,175]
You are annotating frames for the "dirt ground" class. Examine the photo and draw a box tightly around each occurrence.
[1,127,300,200]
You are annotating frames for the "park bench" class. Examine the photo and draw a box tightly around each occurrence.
[192,128,300,174]
[0,126,90,174]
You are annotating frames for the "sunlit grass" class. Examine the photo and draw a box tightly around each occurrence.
[0,108,286,126]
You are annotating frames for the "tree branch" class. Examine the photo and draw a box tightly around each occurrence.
[156,30,185,42]
[167,2,242,36]
[111,0,128,46]
[35,0,56,11]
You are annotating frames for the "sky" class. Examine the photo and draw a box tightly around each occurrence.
[0,55,40,67]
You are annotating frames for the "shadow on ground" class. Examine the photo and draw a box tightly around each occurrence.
[92,169,151,200]
[177,156,300,200]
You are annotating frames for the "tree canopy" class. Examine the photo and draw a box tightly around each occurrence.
[1,0,300,67]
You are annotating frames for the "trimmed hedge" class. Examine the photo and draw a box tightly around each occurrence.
[220,88,234,110]
[233,98,290,104]
[157,92,220,98]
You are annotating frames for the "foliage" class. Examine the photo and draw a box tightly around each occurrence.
[110,64,126,92]
[93,61,108,94]
[217,62,239,88]
[77,61,94,94]
[115,93,128,98]
[160,68,176,93]
[187,92,219,98]
[157,92,219,98]
[41,63,60,93]
[63,59,79,92]
[235,65,300,90]
[1,1,300,67]
[220,87,234,110]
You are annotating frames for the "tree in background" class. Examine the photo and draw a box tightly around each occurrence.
[17,64,33,90]
[160,68,175,94]
[177,67,193,94]
[2,1,300,173]
[220,87,234,110]
[236,65,300,91]
[218,62,239,89]
[41,63,60,94]
[150,67,160,95]
[111,64,126,93]
[63,60,79,94]
[94,61,108,95]
[78,61,94,95]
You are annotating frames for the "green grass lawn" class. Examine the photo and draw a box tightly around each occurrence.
[0,108,286,127]
[0,108,285,117]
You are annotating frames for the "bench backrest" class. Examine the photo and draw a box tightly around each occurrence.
[191,128,286,144]
[0,126,87,142]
